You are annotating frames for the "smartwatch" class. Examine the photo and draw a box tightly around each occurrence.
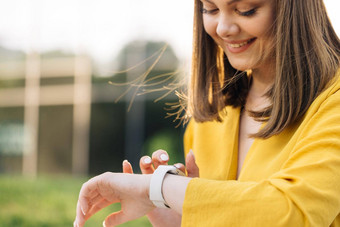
[149,165,185,208]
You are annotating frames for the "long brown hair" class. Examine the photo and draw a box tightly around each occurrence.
[189,0,340,138]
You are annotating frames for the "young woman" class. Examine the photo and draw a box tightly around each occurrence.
[74,0,340,226]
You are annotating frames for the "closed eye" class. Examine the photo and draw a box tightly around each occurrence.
[236,8,257,17]
[201,8,219,15]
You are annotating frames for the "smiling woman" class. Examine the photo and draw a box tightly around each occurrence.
[200,0,276,71]
[74,0,340,226]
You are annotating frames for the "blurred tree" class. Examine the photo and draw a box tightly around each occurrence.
[90,40,185,173]
[116,40,179,71]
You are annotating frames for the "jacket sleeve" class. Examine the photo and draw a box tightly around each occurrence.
[181,90,340,226]
[183,119,194,158]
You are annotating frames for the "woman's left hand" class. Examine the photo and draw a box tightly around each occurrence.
[122,149,199,227]
[74,172,154,227]
[123,150,182,227]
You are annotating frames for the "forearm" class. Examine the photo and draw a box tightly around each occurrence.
[147,209,182,227]
[161,174,193,214]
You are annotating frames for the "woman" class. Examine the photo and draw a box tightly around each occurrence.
[74,0,340,226]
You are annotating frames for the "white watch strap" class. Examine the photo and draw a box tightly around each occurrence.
[149,165,185,208]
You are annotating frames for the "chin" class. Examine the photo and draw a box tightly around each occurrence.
[229,62,251,72]
[225,55,254,72]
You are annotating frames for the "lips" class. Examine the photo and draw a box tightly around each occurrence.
[227,38,256,48]
[224,38,257,54]
[226,38,256,48]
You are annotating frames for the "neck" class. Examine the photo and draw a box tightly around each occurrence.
[250,66,274,96]
[246,66,275,111]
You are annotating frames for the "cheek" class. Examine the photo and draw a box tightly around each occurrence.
[255,12,275,37]
[203,17,217,38]
[240,19,272,38]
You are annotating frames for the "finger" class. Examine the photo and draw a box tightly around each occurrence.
[77,191,91,220]
[78,177,100,215]
[139,156,154,174]
[122,160,133,174]
[84,199,112,221]
[174,163,186,174]
[152,149,169,169]
[76,200,86,227]
[103,210,131,227]
[88,194,104,207]
[82,194,120,223]
[83,190,100,213]
[186,149,199,177]
[87,189,99,199]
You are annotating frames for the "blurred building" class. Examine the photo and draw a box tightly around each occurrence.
[0,41,185,176]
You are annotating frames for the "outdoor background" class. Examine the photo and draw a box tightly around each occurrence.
[0,0,339,226]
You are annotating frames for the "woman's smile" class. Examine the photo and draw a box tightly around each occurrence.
[224,37,257,53]
[201,0,275,71]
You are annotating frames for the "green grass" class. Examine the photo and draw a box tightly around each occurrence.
[0,175,152,227]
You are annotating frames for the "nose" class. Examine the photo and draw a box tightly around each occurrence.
[216,14,239,38]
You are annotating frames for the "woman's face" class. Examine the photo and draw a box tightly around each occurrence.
[200,0,276,72]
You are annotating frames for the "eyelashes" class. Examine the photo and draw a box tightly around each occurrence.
[200,7,257,17]
[237,8,257,17]
[200,8,218,14]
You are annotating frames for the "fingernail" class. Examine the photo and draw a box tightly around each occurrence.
[123,160,129,165]
[174,163,181,169]
[81,206,86,216]
[189,149,195,159]
[103,220,107,227]
[160,154,169,161]
[144,157,152,164]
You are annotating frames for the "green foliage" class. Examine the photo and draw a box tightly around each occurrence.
[0,175,151,227]
[143,129,185,164]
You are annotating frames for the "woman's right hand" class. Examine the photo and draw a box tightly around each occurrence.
[123,149,199,227]
[136,149,199,178]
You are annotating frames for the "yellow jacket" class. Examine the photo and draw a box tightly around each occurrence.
[182,73,340,226]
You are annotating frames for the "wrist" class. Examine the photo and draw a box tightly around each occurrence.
[149,165,185,208]
[141,174,154,207]
[162,174,192,214]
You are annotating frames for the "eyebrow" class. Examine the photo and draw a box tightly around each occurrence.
[200,0,214,4]
[227,0,241,5]
[200,0,242,5]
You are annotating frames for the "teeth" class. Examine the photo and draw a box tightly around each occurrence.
[228,39,252,48]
